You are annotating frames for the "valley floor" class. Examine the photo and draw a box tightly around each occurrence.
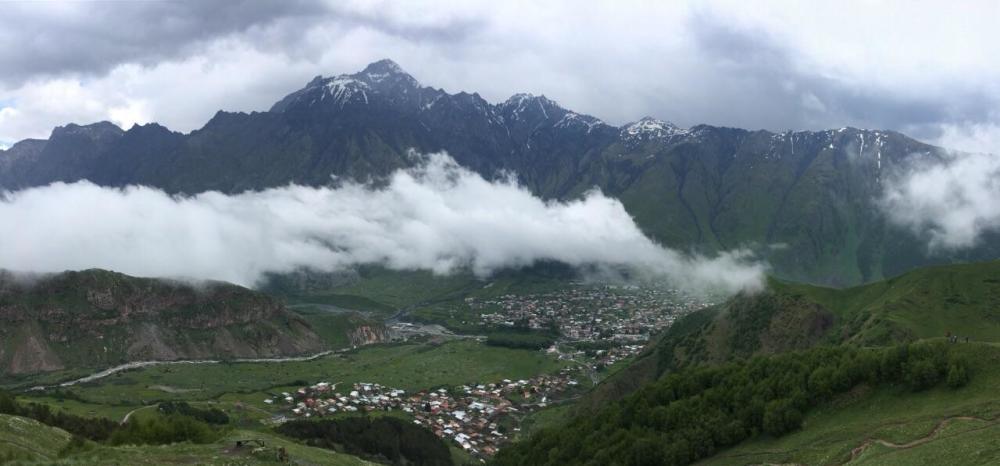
[4,337,591,464]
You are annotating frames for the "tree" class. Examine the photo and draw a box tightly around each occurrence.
[762,399,802,436]
[906,359,941,391]
[946,360,969,388]
[808,367,835,400]
[628,438,665,466]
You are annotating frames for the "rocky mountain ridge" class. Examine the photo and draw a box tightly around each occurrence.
[0,269,324,376]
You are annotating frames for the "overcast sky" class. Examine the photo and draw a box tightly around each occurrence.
[2,0,1000,153]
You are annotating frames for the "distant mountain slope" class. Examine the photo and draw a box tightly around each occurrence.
[584,260,1000,409]
[0,269,324,376]
[2,59,998,285]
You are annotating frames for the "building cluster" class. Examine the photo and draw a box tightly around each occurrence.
[558,343,648,369]
[265,381,406,415]
[475,285,712,347]
[269,369,582,460]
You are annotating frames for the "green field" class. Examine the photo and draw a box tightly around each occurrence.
[20,340,566,416]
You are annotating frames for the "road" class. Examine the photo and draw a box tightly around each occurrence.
[29,350,338,392]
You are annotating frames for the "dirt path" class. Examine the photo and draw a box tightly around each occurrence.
[846,415,999,463]
[120,405,155,424]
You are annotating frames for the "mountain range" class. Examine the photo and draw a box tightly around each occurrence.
[2,59,997,286]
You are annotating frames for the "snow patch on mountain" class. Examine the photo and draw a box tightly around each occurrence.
[555,112,605,133]
[322,77,370,104]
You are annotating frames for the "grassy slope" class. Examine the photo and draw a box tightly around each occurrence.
[327,269,480,310]
[656,260,1000,374]
[774,260,1000,343]
[291,307,382,349]
[289,294,397,315]
[699,343,1000,466]
[0,414,372,465]
[63,430,373,466]
[0,413,72,462]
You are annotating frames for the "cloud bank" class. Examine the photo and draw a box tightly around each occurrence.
[881,147,1000,250]
[0,152,765,293]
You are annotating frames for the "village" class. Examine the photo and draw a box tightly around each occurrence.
[266,367,585,460]
[475,285,712,344]
[265,285,714,460]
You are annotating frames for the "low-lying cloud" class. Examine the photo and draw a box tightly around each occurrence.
[0,152,765,293]
[881,148,1000,250]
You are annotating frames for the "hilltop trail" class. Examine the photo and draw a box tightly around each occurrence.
[845,415,1000,463]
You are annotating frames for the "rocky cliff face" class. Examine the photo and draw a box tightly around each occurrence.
[0,269,325,376]
[346,324,390,347]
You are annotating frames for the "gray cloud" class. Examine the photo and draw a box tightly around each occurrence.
[0,0,329,84]
[3,1,1000,148]
[683,11,999,139]
[0,151,765,294]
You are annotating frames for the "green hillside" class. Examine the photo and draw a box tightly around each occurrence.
[773,260,1000,344]
[633,260,1000,387]
[493,341,987,465]
[0,413,371,465]
[699,342,1000,466]
[498,261,1000,465]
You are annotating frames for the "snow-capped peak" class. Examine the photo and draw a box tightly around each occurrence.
[625,117,678,134]
[621,117,688,145]
[503,93,558,108]
[356,58,420,88]
[270,59,432,112]
[362,59,405,76]
[500,93,565,122]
